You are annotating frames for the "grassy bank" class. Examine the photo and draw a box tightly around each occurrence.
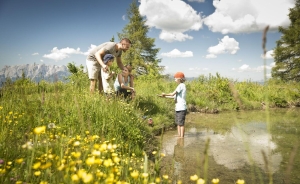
[0,73,299,183]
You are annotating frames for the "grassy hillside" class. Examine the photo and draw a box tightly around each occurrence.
[0,72,299,183]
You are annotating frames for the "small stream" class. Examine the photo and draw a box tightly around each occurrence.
[160,108,300,184]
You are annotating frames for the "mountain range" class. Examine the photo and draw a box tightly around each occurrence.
[0,64,70,87]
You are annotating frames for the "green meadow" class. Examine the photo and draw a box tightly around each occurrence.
[0,72,299,184]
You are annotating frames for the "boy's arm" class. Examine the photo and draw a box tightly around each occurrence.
[161,90,176,98]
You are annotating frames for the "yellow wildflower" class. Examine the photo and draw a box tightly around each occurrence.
[190,174,199,181]
[71,174,79,181]
[85,157,95,165]
[16,158,24,164]
[103,159,112,167]
[197,178,205,184]
[40,162,52,169]
[113,157,120,164]
[34,126,46,134]
[100,143,107,151]
[142,173,149,178]
[73,141,80,147]
[155,177,161,183]
[236,179,245,184]
[34,171,41,176]
[82,173,93,183]
[212,178,220,184]
[33,162,41,169]
[92,150,101,156]
[162,175,168,180]
[130,170,139,179]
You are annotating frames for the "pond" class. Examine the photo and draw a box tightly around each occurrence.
[159,108,300,184]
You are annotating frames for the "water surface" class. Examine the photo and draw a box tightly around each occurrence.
[160,109,300,184]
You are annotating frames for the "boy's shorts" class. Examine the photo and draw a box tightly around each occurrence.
[175,110,187,126]
[86,60,101,79]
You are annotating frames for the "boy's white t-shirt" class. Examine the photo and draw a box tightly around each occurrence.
[101,67,114,94]
[174,83,187,111]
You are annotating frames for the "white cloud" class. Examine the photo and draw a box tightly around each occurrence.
[189,67,209,71]
[188,0,205,2]
[40,60,43,62]
[204,0,294,34]
[122,15,126,21]
[83,44,97,55]
[161,49,193,58]
[261,50,274,59]
[233,63,274,72]
[159,31,193,42]
[139,0,203,42]
[43,47,83,61]
[206,35,239,58]
[32,52,39,56]
[205,54,217,59]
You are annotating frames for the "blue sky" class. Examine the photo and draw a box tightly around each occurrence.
[0,0,295,81]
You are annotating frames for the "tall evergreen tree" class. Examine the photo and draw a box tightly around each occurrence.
[118,0,161,76]
[272,0,300,81]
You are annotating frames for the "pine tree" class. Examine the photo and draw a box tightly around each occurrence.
[272,0,300,81]
[118,0,161,77]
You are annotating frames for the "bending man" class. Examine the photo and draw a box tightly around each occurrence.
[86,38,131,93]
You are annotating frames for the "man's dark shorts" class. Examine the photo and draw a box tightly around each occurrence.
[175,110,187,126]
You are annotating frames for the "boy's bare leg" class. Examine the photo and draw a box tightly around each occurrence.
[180,126,185,138]
[177,125,181,137]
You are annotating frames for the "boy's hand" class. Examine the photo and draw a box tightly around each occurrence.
[158,93,165,97]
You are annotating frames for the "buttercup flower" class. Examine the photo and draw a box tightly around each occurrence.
[130,170,139,179]
[236,179,245,184]
[190,174,199,181]
[34,171,41,176]
[212,178,220,184]
[197,178,205,184]
[34,126,46,134]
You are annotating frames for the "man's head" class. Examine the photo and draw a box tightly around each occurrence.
[120,38,131,52]
[103,54,114,66]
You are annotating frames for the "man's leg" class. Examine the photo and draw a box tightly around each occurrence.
[98,71,103,93]
[90,79,96,93]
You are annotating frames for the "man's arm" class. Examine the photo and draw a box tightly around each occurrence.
[116,57,124,70]
[95,49,107,70]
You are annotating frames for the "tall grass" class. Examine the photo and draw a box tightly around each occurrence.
[0,66,299,183]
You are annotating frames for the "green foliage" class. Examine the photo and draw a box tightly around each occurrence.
[0,71,300,183]
[272,0,300,81]
[118,0,161,77]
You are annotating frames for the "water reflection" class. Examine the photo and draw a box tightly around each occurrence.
[209,122,282,172]
[161,123,282,175]
[160,109,300,183]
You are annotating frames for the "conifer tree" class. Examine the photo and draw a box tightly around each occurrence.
[272,0,300,81]
[118,0,161,77]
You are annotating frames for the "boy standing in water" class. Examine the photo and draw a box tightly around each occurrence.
[159,72,187,138]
